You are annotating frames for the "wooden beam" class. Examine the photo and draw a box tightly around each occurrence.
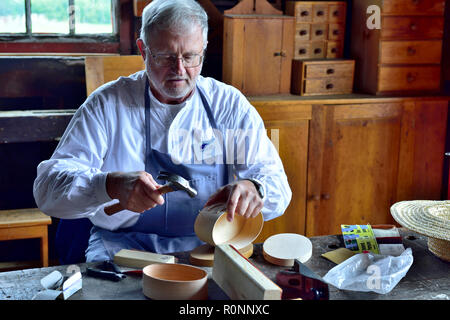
[0,110,75,143]
[212,244,282,300]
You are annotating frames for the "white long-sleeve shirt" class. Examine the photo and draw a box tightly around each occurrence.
[33,71,292,231]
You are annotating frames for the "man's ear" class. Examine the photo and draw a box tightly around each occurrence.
[136,38,146,60]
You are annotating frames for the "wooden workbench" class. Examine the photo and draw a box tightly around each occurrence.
[0,229,448,302]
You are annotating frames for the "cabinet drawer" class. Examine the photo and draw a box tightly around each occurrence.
[381,16,444,40]
[380,40,442,64]
[329,3,346,22]
[312,3,328,22]
[311,23,327,40]
[294,41,326,59]
[327,40,344,58]
[311,41,326,59]
[382,0,445,16]
[378,66,441,92]
[328,23,345,40]
[296,23,311,40]
[304,62,354,79]
[288,2,313,22]
[295,41,311,59]
[303,78,353,95]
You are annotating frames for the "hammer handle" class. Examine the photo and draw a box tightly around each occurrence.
[104,184,173,216]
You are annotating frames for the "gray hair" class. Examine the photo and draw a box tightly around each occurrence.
[140,0,208,49]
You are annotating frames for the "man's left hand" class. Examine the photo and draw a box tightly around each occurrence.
[204,180,264,222]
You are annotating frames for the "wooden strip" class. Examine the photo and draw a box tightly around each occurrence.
[333,103,402,120]
[279,17,295,93]
[0,225,47,241]
[212,244,282,300]
[113,249,175,268]
[305,105,327,236]
[0,208,51,228]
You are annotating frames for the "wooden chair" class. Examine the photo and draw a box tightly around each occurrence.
[84,55,145,96]
[0,208,52,268]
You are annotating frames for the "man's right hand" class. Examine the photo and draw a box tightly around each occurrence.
[106,171,165,213]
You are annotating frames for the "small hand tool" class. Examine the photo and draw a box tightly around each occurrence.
[275,258,329,300]
[104,171,197,215]
[86,260,127,282]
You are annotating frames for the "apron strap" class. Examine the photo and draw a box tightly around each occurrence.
[144,78,229,182]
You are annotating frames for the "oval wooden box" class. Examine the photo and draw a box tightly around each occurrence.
[194,203,264,250]
[142,263,208,300]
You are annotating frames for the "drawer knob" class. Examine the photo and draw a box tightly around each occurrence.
[308,195,321,201]
[299,30,307,36]
[301,10,309,16]
[315,29,323,36]
[274,52,287,57]
[333,29,340,35]
[326,83,334,89]
[333,10,339,17]
[331,47,338,53]
[407,73,416,83]
[407,46,416,55]
[321,194,331,200]
[299,48,307,55]
[317,10,324,16]
[326,68,335,74]
[410,23,417,31]
[314,48,322,54]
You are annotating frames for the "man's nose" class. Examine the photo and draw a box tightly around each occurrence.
[172,57,186,75]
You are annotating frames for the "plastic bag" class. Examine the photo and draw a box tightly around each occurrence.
[322,248,413,294]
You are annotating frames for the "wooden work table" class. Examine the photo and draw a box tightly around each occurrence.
[0,229,448,301]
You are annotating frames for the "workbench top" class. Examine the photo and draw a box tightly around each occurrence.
[0,229,448,301]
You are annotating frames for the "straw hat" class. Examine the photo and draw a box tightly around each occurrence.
[390,200,450,262]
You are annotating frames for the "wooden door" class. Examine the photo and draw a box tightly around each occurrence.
[397,100,448,200]
[306,103,403,236]
[223,16,294,95]
[242,19,283,95]
[253,102,311,241]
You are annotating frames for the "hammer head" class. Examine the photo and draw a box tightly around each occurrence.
[157,171,198,198]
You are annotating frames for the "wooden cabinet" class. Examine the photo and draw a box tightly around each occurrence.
[351,0,446,95]
[286,1,346,59]
[251,96,448,239]
[222,14,294,95]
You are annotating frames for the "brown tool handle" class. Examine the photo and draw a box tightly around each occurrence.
[104,203,124,216]
[156,184,173,195]
[104,184,174,216]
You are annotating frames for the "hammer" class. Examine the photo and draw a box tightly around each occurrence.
[104,171,197,216]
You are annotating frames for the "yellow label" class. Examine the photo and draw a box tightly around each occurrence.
[341,224,380,254]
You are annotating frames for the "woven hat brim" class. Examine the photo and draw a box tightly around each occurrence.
[390,200,450,241]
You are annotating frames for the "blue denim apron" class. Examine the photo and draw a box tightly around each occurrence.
[86,79,229,262]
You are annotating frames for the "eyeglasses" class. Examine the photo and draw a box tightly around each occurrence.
[146,47,204,68]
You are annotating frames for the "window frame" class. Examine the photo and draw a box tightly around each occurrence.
[0,0,131,54]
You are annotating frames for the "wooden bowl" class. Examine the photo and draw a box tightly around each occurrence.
[142,263,208,300]
[194,203,264,250]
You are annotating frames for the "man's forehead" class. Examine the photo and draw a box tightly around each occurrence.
[149,23,203,43]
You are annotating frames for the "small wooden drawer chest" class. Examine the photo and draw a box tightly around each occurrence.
[286,1,346,59]
[350,0,445,95]
[291,59,355,96]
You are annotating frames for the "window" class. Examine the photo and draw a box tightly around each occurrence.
[0,0,118,38]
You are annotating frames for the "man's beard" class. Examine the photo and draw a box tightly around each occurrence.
[147,69,201,103]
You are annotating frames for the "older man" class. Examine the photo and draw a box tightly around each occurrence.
[33,0,291,262]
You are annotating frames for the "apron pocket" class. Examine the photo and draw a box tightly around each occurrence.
[164,174,217,236]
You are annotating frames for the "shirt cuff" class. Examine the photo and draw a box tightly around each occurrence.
[93,171,113,204]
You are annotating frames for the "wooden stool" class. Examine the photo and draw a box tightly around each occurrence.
[0,208,52,267]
